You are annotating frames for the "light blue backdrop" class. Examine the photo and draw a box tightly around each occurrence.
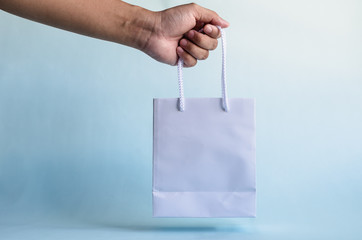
[1,0,362,239]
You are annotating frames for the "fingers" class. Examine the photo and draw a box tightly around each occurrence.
[186,28,218,50]
[177,24,222,67]
[203,24,221,39]
[177,46,197,67]
[177,37,210,67]
[180,38,209,60]
[176,3,229,67]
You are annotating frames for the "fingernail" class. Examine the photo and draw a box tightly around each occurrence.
[177,47,184,54]
[204,25,212,34]
[188,30,195,38]
[180,39,187,47]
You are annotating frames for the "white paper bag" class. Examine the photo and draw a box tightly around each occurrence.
[153,28,256,217]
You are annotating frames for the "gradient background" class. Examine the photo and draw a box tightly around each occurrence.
[1,0,362,239]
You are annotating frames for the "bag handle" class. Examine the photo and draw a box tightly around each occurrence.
[177,26,229,112]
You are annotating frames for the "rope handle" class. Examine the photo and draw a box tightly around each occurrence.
[177,26,229,112]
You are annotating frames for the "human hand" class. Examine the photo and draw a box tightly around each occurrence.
[144,3,229,67]
[1,1,228,67]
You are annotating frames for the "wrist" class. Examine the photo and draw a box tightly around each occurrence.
[113,2,159,52]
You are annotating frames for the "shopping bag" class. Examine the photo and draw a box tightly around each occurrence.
[153,28,256,217]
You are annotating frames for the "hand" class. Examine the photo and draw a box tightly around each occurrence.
[1,1,228,67]
[144,3,229,67]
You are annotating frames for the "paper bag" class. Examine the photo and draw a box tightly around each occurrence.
[152,28,256,217]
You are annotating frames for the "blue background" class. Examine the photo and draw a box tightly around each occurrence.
[1,0,362,239]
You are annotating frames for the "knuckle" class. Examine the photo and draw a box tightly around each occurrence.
[184,54,197,67]
[190,60,197,67]
[200,51,209,60]
[189,3,198,9]
[217,31,222,38]
[193,32,202,42]
[214,29,221,38]
[211,40,218,50]
[189,43,198,53]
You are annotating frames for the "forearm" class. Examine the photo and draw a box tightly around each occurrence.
[0,0,156,50]
[1,1,229,66]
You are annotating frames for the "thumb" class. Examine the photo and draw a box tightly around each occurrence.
[191,4,229,28]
